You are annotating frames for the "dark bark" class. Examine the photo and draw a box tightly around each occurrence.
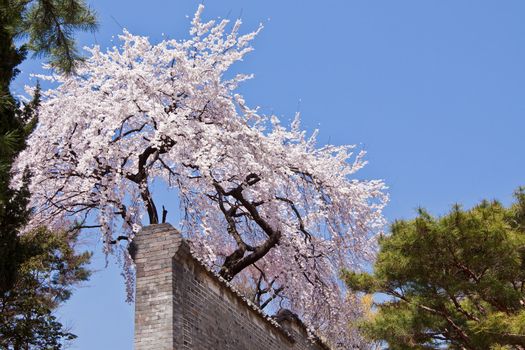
[213,176,282,281]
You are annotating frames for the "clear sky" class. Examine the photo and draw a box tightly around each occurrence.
[12,1,525,349]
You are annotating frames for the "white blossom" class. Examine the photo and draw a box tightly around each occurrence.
[13,7,387,349]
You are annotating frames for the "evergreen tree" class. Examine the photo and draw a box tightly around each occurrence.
[0,228,91,349]
[345,189,525,349]
[1,0,97,76]
[1,0,97,166]
[0,1,96,347]
[0,87,40,297]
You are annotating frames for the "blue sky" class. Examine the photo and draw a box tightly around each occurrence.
[13,1,525,349]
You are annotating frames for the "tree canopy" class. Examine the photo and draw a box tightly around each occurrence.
[344,189,525,349]
[12,6,387,348]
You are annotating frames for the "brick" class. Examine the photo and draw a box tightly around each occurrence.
[133,223,330,350]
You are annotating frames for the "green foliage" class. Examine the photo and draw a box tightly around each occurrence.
[0,88,91,347]
[0,83,40,203]
[0,227,91,349]
[1,0,97,74]
[0,130,19,156]
[344,189,525,349]
[0,1,96,346]
[0,170,31,294]
[1,0,97,177]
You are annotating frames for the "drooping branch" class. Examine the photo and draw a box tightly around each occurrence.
[213,176,282,280]
[251,264,284,310]
[276,196,312,243]
[13,12,387,347]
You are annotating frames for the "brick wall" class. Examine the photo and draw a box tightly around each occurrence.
[133,223,330,350]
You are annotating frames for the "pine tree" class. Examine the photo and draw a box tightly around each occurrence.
[0,1,97,347]
[344,189,525,349]
[0,228,91,349]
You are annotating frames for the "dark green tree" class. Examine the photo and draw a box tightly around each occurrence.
[0,228,91,349]
[0,87,41,297]
[1,0,97,169]
[1,0,97,76]
[345,189,525,350]
[0,1,96,347]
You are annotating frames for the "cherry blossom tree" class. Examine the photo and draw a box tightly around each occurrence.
[13,6,387,348]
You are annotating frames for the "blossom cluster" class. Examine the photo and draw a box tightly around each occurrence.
[13,6,387,348]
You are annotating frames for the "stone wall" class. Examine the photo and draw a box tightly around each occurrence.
[132,223,330,350]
